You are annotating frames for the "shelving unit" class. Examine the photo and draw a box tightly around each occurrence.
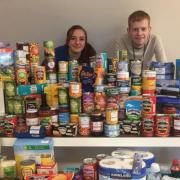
[1,137,180,147]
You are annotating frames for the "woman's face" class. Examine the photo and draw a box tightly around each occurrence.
[68,29,86,53]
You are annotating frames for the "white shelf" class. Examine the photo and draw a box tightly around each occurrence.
[1,137,180,147]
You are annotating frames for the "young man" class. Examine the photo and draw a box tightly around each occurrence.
[115,10,167,69]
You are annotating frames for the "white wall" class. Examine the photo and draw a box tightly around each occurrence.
[1,0,180,60]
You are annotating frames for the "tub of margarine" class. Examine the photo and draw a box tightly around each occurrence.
[99,157,146,180]
[112,149,155,169]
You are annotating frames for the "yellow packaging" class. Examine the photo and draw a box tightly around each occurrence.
[34,66,46,84]
[70,114,79,124]
[37,162,58,174]
[44,84,59,108]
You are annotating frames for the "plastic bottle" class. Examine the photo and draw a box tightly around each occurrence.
[147,163,162,180]
[171,159,180,178]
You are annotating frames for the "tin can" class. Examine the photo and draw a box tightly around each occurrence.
[142,70,156,94]
[106,73,116,87]
[58,112,70,124]
[4,81,16,97]
[111,58,119,73]
[116,71,129,81]
[58,86,69,105]
[4,115,17,137]
[117,49,128,61]
[15,66,28,85]
[68,60,79,81]
[82,92,94,114]
[131,76,142,86]
[43,40,55,57]
[142,114,155,137]
[173,115,180,137]
[20,159,36,179]
[105,108,118,125]
[104,123,120,137]
[142,94,156,115]
[14,97,25,115]
[58,61,68,74]
[46,72,57,84]
[69,82,82,98]
[83,158,97,180]
[70,114,79,124]
[155,114,171,137]
[70,98,81,114]
[58,73,68,82]
[79,113,90,136]
[34,66,46,84]
[29,42,40,64]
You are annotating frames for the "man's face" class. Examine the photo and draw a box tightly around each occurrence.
[128,19,151,48]
[68,29,86,54]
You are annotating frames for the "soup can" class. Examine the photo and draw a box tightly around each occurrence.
[58,61,68,74]
[34,66,46,84]
[155,114,171,137]
[79,113,90,136]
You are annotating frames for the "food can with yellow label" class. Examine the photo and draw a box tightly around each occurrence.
[19,159,36,179]
[34,66,46,84]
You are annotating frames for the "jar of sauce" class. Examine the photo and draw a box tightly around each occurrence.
[90,112,104,136]
[26,109,39,126]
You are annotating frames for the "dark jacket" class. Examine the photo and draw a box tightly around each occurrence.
[55,43,96,65]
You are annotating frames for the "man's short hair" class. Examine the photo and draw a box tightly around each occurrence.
[128,10,151,28]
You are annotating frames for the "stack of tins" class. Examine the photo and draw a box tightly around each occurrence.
[104,87,120,137]
[43,41,57,84]
[141,70,157,137]
[115,52,130,125]
[129,59,142,96]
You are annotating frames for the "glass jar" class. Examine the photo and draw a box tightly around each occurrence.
[90,112,103,137]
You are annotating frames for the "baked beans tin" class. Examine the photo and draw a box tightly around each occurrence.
[4,115,17,137]
[142,70,156,94]
[83,158,97,180]
[142,114,155,137]
[79,113,90,136]
[155,114,171,137]
[142,94,156,115]
[34,66,46,84]
[20,159,36,179]
[58,61,68,74]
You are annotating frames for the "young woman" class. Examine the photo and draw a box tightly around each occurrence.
[55,25,96,66]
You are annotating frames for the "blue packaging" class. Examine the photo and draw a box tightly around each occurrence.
[150,62,175,80]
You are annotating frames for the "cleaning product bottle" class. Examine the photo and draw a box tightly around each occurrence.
[170,159,180,178]
[147,163,162,180]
